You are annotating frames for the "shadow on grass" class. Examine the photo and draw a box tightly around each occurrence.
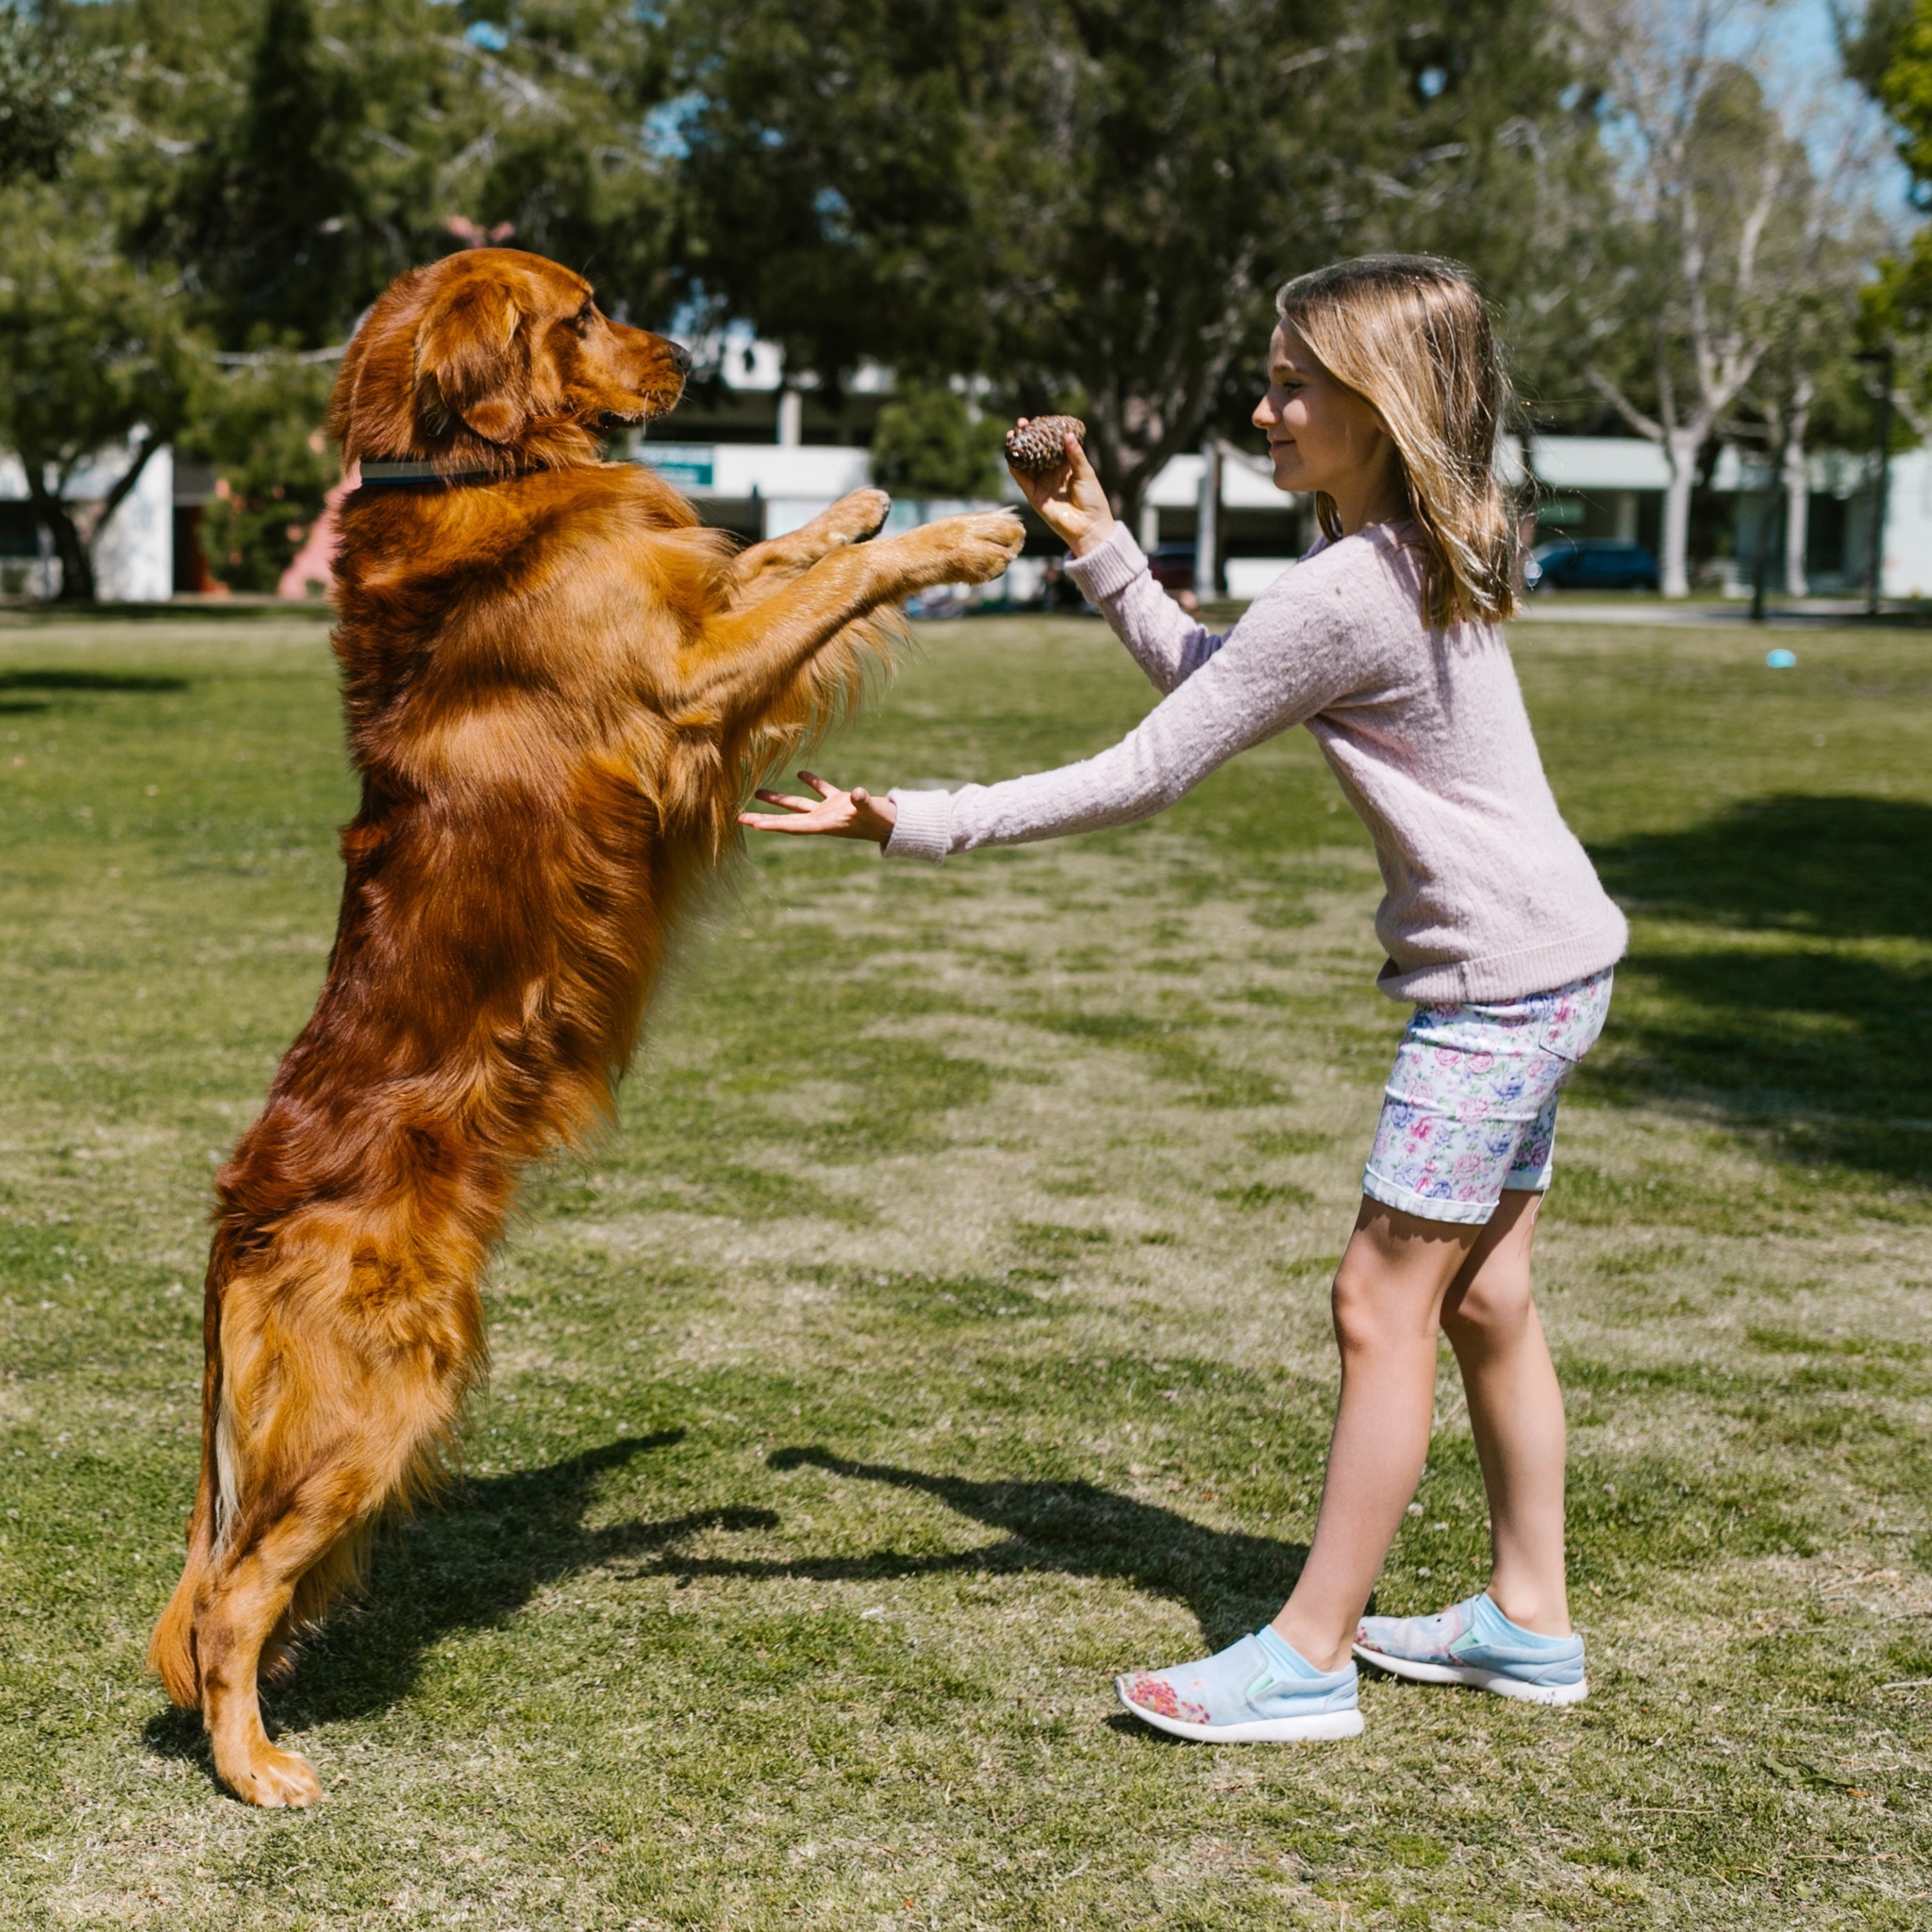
[0,599,330,625]
[1594,793,1932,941]
[0,668,192,712]
[672,1447,1310,1651]
[1589,794,1932,1183]
[144,1433,1308,1777]
[141,1427,760,1763]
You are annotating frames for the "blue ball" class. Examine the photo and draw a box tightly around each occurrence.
[1765,648,1796,669]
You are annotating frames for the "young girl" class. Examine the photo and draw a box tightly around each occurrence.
[741,256,1626,1743]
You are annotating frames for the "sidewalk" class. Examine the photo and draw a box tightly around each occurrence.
[1512,595,1932,629]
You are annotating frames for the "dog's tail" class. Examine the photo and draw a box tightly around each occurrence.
[147,1244,233,1708]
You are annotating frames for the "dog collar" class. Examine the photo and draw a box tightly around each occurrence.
[358,459,508,489]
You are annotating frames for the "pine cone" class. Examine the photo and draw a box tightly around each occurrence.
[1004,415,1087,475]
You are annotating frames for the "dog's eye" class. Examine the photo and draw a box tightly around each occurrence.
[574,302,596,331]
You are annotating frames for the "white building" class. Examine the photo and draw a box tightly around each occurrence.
[0,441,175,602]
[1873,448,1932,598]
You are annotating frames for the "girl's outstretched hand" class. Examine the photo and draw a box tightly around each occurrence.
[1008,424,1116,558]
[740,771,898,844]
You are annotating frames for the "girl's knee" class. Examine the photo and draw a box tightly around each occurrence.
[1442,1262,1535,1342]
[1330,1259,1434,1356]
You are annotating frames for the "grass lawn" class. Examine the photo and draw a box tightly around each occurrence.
[0,602,1927,1930]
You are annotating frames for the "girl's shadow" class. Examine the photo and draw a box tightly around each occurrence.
[710,1446,1310,1651]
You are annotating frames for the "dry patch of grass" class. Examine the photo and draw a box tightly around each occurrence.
[0,606,1926,1927]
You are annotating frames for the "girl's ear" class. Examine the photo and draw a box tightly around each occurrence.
[415,279,530,444]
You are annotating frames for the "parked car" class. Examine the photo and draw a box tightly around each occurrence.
[1146,542,1198,593]
[1528,538,1660,592]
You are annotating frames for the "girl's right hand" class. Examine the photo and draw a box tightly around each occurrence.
[1008,425,1117,558]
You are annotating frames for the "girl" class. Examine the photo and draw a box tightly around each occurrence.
[741,256,1626,1743]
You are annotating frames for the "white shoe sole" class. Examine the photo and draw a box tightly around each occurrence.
[1114,1680,1364,1742]
[1352,1645,1588,1706]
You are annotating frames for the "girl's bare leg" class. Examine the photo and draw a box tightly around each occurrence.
[1440,1189,1572,1635]
[1271,1200,1477,1672]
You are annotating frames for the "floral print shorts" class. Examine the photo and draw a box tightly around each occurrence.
[1361,968,1614,1226]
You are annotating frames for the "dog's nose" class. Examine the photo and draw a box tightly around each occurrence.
[668,341,692,375]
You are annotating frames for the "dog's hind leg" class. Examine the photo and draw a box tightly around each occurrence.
[150,1254,233,1710]
[195,1419,444,1807]
[192,1265,478,1807]
[149,1478,217,1709]
[194,1505,353,1807]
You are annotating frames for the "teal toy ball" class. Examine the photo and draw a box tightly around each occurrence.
[1765,648,1796,669]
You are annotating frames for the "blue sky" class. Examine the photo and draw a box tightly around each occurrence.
[1757,0,1913,223]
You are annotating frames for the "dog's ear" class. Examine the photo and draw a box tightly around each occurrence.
[415,278,530,445]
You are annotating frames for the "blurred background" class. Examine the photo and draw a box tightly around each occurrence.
[0,0,1928,611]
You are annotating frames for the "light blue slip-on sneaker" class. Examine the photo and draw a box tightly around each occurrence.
[1353,1591,1587,1706]
[1115,1630,1363,1742]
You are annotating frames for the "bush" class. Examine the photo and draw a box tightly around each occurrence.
[870,384,1006,499]
[181,355,337,593]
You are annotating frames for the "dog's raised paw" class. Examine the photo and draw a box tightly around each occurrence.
[844,487,891,540]
[820,487,891,546]
[920,509,1024,585]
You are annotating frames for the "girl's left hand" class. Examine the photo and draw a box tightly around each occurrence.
[1008,425,1116,558]
[740,771,898,844]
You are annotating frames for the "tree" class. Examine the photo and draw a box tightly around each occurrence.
[870,385,1006,499]
[0,3,108,186]
[0,2,694,600]
[1576,4,1819,597]
[120,0,682,351]
[673,0,1590,528]
[1843,0,1932,448]
[0,189,202,599]
[1740,180,1874,597]
[156,0,367,349]
[179,352,339,591]
[82,0,683,592]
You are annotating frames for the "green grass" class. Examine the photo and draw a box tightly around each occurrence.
[0,604,1927,1928]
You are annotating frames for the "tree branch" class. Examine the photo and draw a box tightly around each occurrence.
[1586,367,1665,442]
[93,430,160,535]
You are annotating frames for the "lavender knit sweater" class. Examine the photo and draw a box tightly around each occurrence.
[884,520,1627,1004]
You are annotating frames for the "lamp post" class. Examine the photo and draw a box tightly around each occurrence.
[1854,346,1894,618]
[1750,473,1777,625]
[1193,441,1222,605]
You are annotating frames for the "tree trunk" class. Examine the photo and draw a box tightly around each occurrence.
[1659,428,1702,599]
[25,473,93,603]
[1780,380,1812,600]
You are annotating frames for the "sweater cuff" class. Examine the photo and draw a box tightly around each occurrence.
[1064,522,1147,603]
[882,788,954,863]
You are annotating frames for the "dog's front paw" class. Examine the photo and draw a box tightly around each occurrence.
[224,1740,325,1808]
[915,509,1025,586]
[827,487,891,544]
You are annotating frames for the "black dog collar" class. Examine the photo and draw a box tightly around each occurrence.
[358,459,511,489]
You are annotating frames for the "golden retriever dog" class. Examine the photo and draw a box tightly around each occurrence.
[147,246,1022,1806]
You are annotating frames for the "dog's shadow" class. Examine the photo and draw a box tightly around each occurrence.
[143,1432,1310,1763]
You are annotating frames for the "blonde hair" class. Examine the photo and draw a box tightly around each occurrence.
[1275,255,1518,628]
